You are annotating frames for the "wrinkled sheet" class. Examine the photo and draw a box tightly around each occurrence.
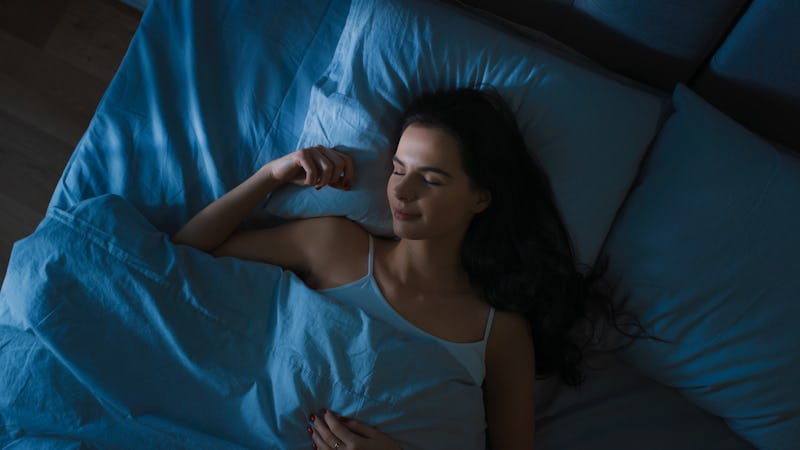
[48,0,352,234]
[0,195,485,449]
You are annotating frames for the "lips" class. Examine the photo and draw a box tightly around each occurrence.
[392,208,421,221]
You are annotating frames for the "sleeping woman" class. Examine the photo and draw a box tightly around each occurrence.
[173,87,628,449]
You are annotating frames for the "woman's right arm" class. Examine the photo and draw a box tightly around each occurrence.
[171,146,355,271]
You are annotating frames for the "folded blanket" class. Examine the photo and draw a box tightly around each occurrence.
[0,195,485,449]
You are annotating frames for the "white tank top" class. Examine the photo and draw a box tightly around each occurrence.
[319,235,495,386]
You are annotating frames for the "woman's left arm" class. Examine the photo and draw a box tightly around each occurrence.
[484,311,537,449]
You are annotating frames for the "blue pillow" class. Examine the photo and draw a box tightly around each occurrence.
[535,351,753,450]
[601,84,800,449]
[264,0,666,266]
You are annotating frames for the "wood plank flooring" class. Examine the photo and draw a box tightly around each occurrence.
[0,0,142,283]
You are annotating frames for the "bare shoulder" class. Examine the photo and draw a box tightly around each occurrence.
[299,216,371,289]
[488,311,534,351]
[486,310,536,376]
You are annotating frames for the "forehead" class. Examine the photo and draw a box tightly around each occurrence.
[396,124,462,167]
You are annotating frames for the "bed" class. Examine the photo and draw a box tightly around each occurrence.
[1,0,798,448]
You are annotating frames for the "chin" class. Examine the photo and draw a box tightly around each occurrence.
[392,221,426,240]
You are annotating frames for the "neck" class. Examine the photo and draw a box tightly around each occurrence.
[386,232,470,292]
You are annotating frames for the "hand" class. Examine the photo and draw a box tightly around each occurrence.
[308,409,402,450]
[266,145,354,190]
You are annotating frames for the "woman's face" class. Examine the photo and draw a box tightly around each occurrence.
[387,124,490,240]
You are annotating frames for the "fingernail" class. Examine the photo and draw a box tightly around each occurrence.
[338,416,348,423]
[307,426,313,435]
[309,414,315,422]
[312,444,317,450]
[322,409,328,415]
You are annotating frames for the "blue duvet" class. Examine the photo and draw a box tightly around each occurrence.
[0,195,485,449]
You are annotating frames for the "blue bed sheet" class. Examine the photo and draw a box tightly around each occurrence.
[49,0,351,234]
[0,195,485,449]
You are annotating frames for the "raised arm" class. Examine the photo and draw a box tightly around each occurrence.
[172,145,353,251]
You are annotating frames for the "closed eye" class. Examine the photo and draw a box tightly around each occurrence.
[391,163,442,186]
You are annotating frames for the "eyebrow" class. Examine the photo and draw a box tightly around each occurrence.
[392,156,453,178]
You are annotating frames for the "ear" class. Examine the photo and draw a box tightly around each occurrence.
[472,189,492,214]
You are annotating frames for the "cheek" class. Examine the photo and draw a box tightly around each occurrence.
[427,189,475,220]
[386,176,397,198]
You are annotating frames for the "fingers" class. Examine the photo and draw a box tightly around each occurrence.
[307,146,333,189]
[290,147,319,186]
[322,409,362,441]
[295,146,353,190]
[324,151,351,190]
[338,416,378,438]
[310,411,352,449]
[309,412,333,450]
[335,149,355,189]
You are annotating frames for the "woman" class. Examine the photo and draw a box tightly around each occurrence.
[173,87,625,449]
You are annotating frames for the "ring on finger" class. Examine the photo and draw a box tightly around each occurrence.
[332,438,344,449]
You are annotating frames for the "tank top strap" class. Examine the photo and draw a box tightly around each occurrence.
[366,234,374,277]
[482,307,496,342]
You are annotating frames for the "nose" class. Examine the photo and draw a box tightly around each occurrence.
[392,176,417,202]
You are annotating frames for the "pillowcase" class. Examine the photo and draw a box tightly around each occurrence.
[264,0,667,266]
[535,351,753,450]
[601,83,800,449]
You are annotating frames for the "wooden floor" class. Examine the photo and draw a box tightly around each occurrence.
[0,0,142,283]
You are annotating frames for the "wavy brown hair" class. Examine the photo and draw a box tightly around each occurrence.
[397,86,655,385]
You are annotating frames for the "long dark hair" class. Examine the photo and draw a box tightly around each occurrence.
[398,86,652,386]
